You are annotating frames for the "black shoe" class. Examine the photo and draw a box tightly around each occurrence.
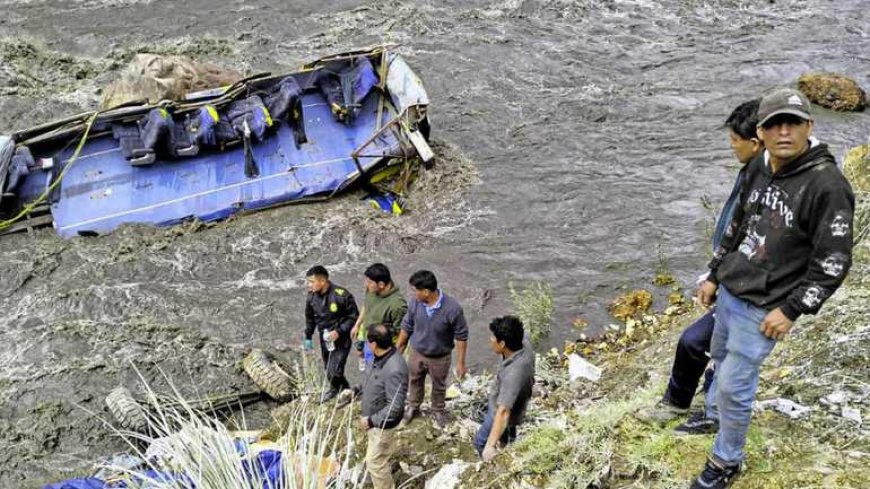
[403,405,420,424]
[688,457,740,489]
[675,412,719,436]
[320,387,339,403]
[433,410,451,429]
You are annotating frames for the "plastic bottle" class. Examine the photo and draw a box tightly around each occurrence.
[323,330,335,352]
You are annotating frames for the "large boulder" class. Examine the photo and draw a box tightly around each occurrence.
[100,54,242,109]
[798,72,866,112]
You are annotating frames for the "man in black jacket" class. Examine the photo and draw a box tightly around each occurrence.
[360,323,408,489]
[304,265,359,402]
[690,88,855,489]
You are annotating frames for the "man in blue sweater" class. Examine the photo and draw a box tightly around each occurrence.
[396,270,469,429]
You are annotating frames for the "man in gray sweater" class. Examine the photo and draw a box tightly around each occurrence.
[396,270,469,429]
[360,323,408,489]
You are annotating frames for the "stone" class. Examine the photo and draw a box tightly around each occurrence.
[798,72,866,111]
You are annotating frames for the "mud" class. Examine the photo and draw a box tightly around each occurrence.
[1,0,870,486]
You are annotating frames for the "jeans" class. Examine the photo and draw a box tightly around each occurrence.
[473,404,517,455]
[707,286,777,465]
[662,309,715,409]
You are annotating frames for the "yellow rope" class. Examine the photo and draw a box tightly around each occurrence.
[0,112,100,231]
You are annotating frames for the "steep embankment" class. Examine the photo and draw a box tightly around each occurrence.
[449,151,870,488]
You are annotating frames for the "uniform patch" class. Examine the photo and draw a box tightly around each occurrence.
[336,288,346,296]
[330,302,338,312]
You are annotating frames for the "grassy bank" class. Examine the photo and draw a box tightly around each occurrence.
[451,149,870,488]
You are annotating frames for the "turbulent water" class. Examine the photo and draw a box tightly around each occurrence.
[1,0,870,486]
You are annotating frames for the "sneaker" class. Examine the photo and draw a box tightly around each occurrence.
[635,400,690,424]
[403,405,419,424]
[675,411,719,436]
[433,411,451,429]
[688,457,740,489]
[320,387,339,403]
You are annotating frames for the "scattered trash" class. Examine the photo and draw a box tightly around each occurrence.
[842,406,863,425]
[756,398,811,420]
[820,391,848,406]
[425,460,469,489]
[568,353,602,382]
[445,383,462,400]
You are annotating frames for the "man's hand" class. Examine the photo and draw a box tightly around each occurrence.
[454,363,467,381]
[695,280,718,308]
[325,330,339,342]
[482,445,497,462]
[303,338,314,351]
[358,417,370,431]
[759,308,793,341]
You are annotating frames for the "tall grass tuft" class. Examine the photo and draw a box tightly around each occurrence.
[510,281,555,347]
[91,366,363,489]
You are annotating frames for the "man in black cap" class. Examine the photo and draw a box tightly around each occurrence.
[304,265,360,402]
[690,87,854,489]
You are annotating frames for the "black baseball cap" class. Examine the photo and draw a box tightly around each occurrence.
[757,88,812,126]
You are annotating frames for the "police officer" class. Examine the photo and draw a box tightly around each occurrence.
[304,265,360,402]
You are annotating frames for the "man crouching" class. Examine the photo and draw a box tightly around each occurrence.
[360,323,409,489]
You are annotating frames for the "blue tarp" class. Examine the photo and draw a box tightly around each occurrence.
[44,450,286,489]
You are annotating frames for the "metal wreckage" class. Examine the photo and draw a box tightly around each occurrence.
[0,46,432,238]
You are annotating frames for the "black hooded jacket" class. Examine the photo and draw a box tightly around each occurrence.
[708,142,855,321]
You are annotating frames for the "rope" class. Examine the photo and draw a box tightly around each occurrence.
[0,111,100,231]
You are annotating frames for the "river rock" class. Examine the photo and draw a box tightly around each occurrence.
[798,72,866,111]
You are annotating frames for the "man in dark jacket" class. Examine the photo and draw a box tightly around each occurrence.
[360,323,408,489]
[304,265,359,402]
[690,88,854,489]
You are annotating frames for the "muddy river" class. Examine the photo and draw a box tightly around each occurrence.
[1,0,869,486]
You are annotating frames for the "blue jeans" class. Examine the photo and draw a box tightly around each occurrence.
[706,286,777,465]
[473,405,517,455]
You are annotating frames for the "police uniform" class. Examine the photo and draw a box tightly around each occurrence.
[305,284,359,392]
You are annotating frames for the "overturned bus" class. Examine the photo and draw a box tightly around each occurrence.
[0,46,431,238]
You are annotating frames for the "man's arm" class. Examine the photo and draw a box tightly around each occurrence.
[452,306,469,379]
[337,291,360,336]
[779,184,854,322]
[396,302,417,345]
[396,329,410,353]
[483,405,511,461]
[351,304,366,339]
[707,161,752,286]
[389,300,409,339]
[304,297,316,340]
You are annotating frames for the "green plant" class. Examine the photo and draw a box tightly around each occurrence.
[509,281,554,346]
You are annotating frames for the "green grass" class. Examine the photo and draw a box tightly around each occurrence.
[510,281,555,347]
